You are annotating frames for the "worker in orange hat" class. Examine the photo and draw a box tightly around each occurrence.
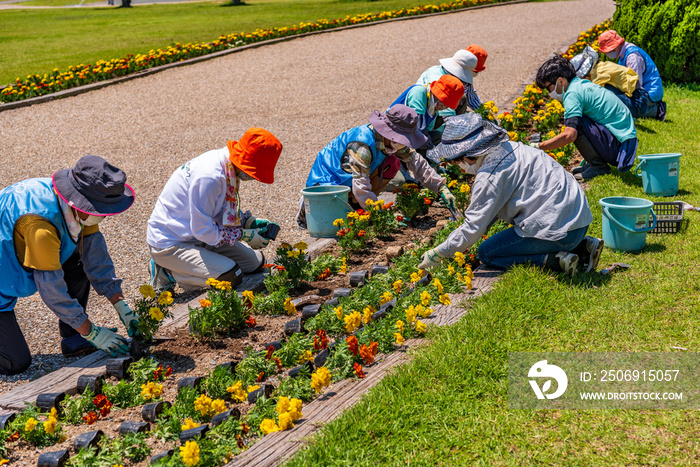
[147,128,283,292]
[417,45,488,116]
[390,74,465,150]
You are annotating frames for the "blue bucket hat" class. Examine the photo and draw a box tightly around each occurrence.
[426,113,509,163]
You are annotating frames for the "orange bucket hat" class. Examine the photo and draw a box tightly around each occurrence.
[227,128,283,184]
[430,75,465,110]
[466,44,488,73]
[598,30,625,53]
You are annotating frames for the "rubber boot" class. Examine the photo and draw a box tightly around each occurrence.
[574,134,610,181]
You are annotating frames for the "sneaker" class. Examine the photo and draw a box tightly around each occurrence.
[149,258,176,293]
[556,251,579,278]
[61,334,96,357]
[657,101,667,122]
[583,236,604,273]
[574,165,610,181]
[572,162,590,175]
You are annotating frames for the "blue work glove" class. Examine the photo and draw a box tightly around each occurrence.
[84,324,129,357]
[114,299,140,338]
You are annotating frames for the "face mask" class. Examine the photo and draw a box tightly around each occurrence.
[75,212,105,226]
[606,50,618,60]
[237,171,255,182]
[549,78,564,103]
[457,158,479,175]
[384,140,405,155]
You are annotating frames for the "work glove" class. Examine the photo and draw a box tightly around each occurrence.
[114,299,140,338]
[242,228,270,250]
[84,324,129,357]
[418,248,445,271]
[244,216,271,229]
[438,185,457,212]
[527,142,541,149]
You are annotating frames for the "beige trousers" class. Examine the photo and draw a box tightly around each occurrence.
[149,241,264,292]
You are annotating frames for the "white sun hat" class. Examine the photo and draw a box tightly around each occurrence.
[439,49,478,85]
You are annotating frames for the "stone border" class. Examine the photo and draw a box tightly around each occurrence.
[0,0,530,112]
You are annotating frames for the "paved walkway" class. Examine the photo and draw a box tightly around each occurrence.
[0,0,615,387]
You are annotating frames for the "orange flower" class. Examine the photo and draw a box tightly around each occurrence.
[83,411,98,425]
[199,299,212,308]
[346,335,359,356]
[359,344,375,365]
[246,316,256,328]
[256,371,265,382]
[353,362,366,378]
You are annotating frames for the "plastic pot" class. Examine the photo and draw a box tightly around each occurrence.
[77,375,103,395]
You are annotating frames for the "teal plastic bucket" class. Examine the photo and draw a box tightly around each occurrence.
[634,153,681,196]
[301,185,353,238]
[599,197,657,252]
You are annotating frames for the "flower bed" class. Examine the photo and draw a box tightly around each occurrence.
[0,0,508,104]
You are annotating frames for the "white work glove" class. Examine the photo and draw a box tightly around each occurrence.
[242,228,270,250]
[84,324,129,357]
[528,142,541,149]
[418,248,445,271]
[114,299,140,338]
[244,216,271,229]
[439,185,457,212]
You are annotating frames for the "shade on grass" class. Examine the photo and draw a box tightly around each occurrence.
[283,84,700,466]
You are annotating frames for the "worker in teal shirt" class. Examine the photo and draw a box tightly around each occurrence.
[533,55,637,181]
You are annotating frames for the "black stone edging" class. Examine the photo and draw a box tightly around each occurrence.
[0,0,530,113]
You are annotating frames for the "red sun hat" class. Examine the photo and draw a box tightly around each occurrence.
[598,30,625,53]
[227,128,283,184]
[431,75,465,110]
[466,44,488,72]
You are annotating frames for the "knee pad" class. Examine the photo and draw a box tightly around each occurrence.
[217,264,244,288]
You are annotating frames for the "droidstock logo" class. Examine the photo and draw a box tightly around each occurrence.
[528,360,568,400]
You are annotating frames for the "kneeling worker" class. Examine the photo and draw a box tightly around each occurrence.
[0,155,138,374]
[147,128,283,292]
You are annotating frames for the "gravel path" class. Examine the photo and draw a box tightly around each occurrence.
[0,0,614,391]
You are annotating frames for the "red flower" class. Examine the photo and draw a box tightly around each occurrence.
[276,265,286,271]
[265,345,274,360]
[240,422,250,435]
[424,198,432,205]
[357,230,366,237]
[369,341,378,356]
[346,335,359,356]
[359,344,374,365]
[353,362,366,378]
[337,229,346,237]
[263,263,275,269]
[356,209,366,216]
[7,432,19,442]
[317,329,329,349]
[236,434,245,449]
[93,394,109,409]
[153,364,163,380]
[246,316,256,328]
[99,404,112,418]
[165,365,173,377]
[397,215,404,222]
[273,357,283,370]
[256,371,265,382]
[83,411,98,425]
[317,267,331,281]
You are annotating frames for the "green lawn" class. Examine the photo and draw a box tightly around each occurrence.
[283,84,700,466]
[0,0,495,85]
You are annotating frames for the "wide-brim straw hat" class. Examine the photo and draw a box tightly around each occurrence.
[426,113,509,163]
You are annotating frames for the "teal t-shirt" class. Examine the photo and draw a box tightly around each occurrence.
[404,85,437,132]
[563,77,637,143]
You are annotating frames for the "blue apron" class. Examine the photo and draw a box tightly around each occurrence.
[619,45,663,103]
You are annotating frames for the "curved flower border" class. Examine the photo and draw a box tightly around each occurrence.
[0,0,512,104]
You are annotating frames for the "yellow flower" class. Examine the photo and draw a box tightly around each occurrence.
[139,284,156,299]
[181,418,200,431]
[205,278,220,288]
[447,265,456,276]
[43,416,57,434]
[419,305,433,318]
[141,381,164,400]
[216,280,232,291]
[344,311,362,333]
[410,272,422,283]
[432,278,444,295]
[194,394,213,416]
[227,381,247,402]
[279,242,291,250]
[380,291,393,305]
[392,280,403,293]
[180,440,200,467]
[298,350,313,364]
[339,257,348,274]
[365,199,374,207]
[394,332,405,346]
[157,291,173,306]
[362,306,374,324]
[439,294,451,305]
[210,399,227,415]
[359,215,370,222]
[334,306,344,320]
[148,306,164,321]
[333,218,345,227]
[247,385,260,393]
[311,367,332,393]
[420,291,431,306]
[447,180,458,188]
[276,396,290,414]
[284,298,296,315]
[50,407,58,419]
[415,320,427,334]
[405,306,417,324]
[454,252,466,267]
[459,184,471,194]
[293,241,308,251]
[242,290,255,303]
[288,398,303,421]
[395,320,404,332]
[286,250,301,258]
[278,411,294,430]
[260,419,279,435]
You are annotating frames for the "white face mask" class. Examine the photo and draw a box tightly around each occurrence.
[549,78,564,102]
[457,158,479,175]
[384,140,406,155]
[75,212,106,226]
[237,171,255,182]
[606,50,618,60]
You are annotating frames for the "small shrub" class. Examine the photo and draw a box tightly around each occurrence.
[189,279,249,338]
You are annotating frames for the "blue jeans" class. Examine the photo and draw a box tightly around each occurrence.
[478,226,588,269]
[604,85,659,119]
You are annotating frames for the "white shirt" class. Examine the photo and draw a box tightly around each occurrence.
[147,148,235,249]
